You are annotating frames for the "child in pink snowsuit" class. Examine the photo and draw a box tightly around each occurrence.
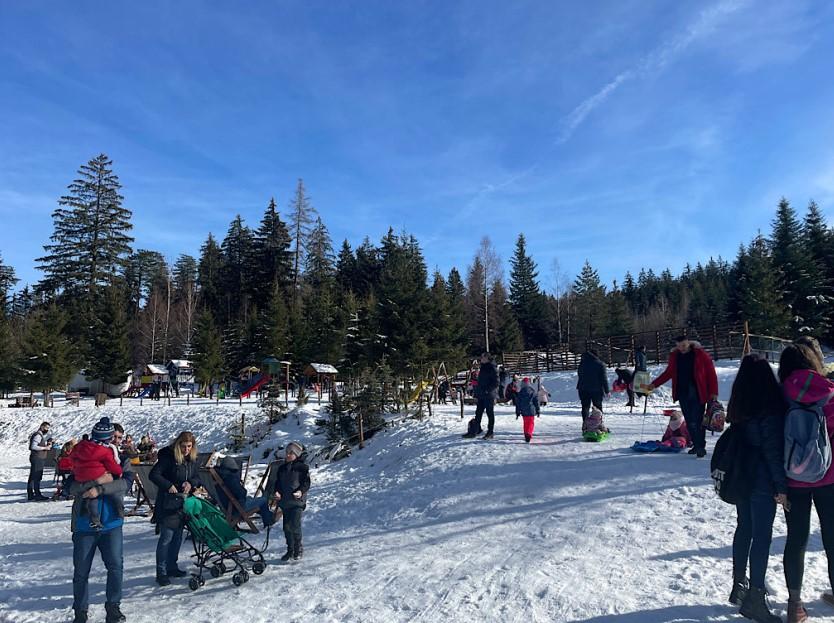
[661,410,692,449]
[516,378,540,443]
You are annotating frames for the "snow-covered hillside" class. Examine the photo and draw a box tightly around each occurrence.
[1,362,833,623]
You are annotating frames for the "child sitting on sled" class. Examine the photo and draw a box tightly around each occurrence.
[582,405,610,440]
[661,410,692,449]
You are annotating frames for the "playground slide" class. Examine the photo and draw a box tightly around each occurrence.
[240,373,269,399]
[407,381,431,405]
[136,386,152,399]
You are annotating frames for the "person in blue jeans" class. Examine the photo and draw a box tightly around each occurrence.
[726,354,788,623]
[70,470,127,623]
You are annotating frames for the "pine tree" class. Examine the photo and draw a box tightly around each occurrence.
[301,217,340,363]
[465,257,486,355]
[335,240,357,297]
[171,254,198,357]
[192,310,223,391]
[37,154,133,300]
[21,304,76,398]
[288,179,317,304]
[803,200,833,338]
[86,288,132,385]
[605,282,631,335]
[252,198,293,310]
[445,268,468,366]
[573,261,608,339]
[0,316,18,396]
[508,234,547,348]
[354,237,380,299]
[735,235,790,334]
[260,287,290,360]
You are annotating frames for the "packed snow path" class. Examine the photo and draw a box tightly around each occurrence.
[2,391,833,621]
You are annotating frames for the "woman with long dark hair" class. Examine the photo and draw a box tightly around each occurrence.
[149,431,201,586]
[779,341,834,623]
[726,353,787,623]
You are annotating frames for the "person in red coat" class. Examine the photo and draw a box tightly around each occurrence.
[648,336,718,458]
[72,417,124,529]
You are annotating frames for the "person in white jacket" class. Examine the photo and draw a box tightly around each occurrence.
[28,421,53,501]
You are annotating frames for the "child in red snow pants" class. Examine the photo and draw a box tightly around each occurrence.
[522,416,536,439]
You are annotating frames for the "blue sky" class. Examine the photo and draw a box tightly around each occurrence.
[2,1,834,292]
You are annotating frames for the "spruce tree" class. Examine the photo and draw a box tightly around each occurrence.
[573,261,608,339]
[465,257,486,355]
[335,240,357,296]
[0,316,18,396]
[770,197,822,335]
[354,237,380,299]
[301,217,340,363]
[252,198,293,309]
[260,287,290,360]
[734,235,790,334]
[0,254,17,316]
[197,233,224,321]
[192,310,223,392]
[220,215,255,322]
[606,282,631,335]
[445,268,468,366]
[86,288,132,385]
[21,304,76,399]
[508,234,547,348]
[37,154,133,300]
[490,280,524,353]
[803,200,833,337]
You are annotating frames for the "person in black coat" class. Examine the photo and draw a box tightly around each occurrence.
[464,353,499,439]
[726,354,787,622]
[267,442,310,561]
[576,350,609,423]
[149,431,202,585]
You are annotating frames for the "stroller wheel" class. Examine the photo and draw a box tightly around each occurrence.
[252,562,266,575]
[210,566,221,578]
[232,573,243,587]
[189,577,200,591]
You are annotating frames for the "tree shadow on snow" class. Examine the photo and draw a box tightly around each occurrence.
[570,604,735,622]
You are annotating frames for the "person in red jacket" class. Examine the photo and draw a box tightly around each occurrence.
[72,417,124,529]
[648,336,718,458]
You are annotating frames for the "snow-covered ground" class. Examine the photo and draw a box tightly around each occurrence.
[1,362,833,623]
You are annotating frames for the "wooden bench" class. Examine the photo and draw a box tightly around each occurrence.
[65,392,81,406]
[8,396,40,408]
[130,464,158,516]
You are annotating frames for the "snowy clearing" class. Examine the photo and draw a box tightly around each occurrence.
[1,363,833,623]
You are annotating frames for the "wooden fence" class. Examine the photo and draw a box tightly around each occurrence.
[500,322,787,373]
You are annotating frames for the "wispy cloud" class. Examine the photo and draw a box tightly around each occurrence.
[557,0,750,143]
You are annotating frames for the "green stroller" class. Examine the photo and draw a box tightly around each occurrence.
[182,495,269,589]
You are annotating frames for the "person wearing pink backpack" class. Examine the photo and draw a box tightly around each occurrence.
[779,341,834,623]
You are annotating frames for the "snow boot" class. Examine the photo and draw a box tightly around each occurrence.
[73,609,88,623]
[482,431,494,440]
[730,578,749,606]
[168,567,187,578]
[739,587,782,623]
[524,434,531,443]
[688,448,697,455]
[105,603,126,623]
[787,600,808,623]
[696,448,707,458]
[155,573,170,587]
[280,550,293,562]
[461,432,478,439]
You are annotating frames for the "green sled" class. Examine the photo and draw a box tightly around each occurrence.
[583,431,610,442]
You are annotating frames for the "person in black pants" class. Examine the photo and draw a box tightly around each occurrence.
[28,421,53,501]
[269,442,311,561]
[778,341,834,622]
[464,353,499,439]
[576,350,609,423]
[726,354,787,623]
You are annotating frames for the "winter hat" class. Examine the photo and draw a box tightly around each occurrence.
[285,441,303,457]
[91,417,115,443]
[522,377,530,384]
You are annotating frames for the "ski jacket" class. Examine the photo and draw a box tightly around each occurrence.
[651,343,718,404]
[474,362,499,400]
[537,386,550,404]
[269,460,310,511]
[662,422,692,447]
[742,407,788,495]
[576,352,609,396]
[150,445,202,527]
[783,369,834,489]
[516,384,540,417]
[71,440,123,482]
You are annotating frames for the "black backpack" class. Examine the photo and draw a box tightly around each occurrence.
[710,424,754,504]
[466,418,482,436]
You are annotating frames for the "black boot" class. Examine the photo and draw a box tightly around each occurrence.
[729,578,749,606]
[73,610,88,623]
[739,586,782,623]
[105,602,126,623]
[281,535,293,561]
[293,537,303,560]
[155,573,170,586]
